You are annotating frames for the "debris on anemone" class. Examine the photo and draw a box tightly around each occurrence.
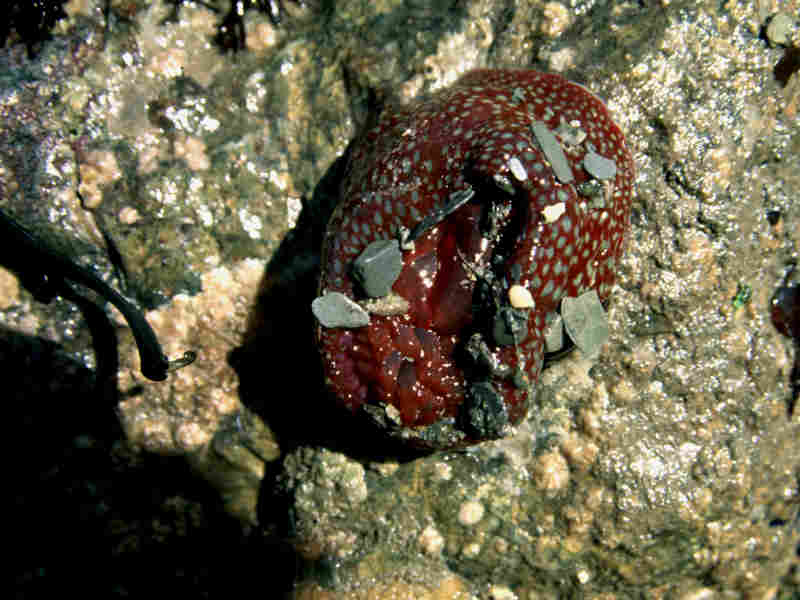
[313,69,635,449]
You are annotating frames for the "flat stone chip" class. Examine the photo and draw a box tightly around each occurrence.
[561,290,609,358]
[312,292,370,328]
[543,313,565,353]
[352,239,403,298]
[583,150,617,181]
[531,120,574,184]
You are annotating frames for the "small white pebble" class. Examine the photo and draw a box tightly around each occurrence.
[418,525,444,555]
[766,12,798,47]
[458,500,485,526]
[488,585,517,600]
[508,156,527,181]
[542,202,566,223]
[508,284,534,309]
[118,206,140,225]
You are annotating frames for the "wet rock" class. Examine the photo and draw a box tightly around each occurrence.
[6,0,800,597]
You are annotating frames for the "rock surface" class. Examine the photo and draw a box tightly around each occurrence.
[3,0,799,596]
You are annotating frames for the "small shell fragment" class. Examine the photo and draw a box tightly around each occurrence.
[583,150,617,181]
[542,202,566,223]
[312,292,370,328]
[531,121,574,184]
[561,290,609,358]
[508,284,535,308]
[360,292,410,316]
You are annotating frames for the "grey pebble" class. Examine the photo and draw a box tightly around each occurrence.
[583,150,617,181]
[531,121,574,184]
[352,239,403,298]
[312,292,370,328]
[766,12,798,47]
[561,290,609,358]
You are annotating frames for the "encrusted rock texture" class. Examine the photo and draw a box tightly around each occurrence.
[3,0,800,597]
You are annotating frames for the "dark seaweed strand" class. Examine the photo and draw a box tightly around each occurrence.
[0,208,195,381]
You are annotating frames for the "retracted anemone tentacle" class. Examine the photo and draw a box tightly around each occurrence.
[0,208,195,381]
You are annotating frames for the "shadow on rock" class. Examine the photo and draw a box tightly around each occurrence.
[231,147,427,464]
